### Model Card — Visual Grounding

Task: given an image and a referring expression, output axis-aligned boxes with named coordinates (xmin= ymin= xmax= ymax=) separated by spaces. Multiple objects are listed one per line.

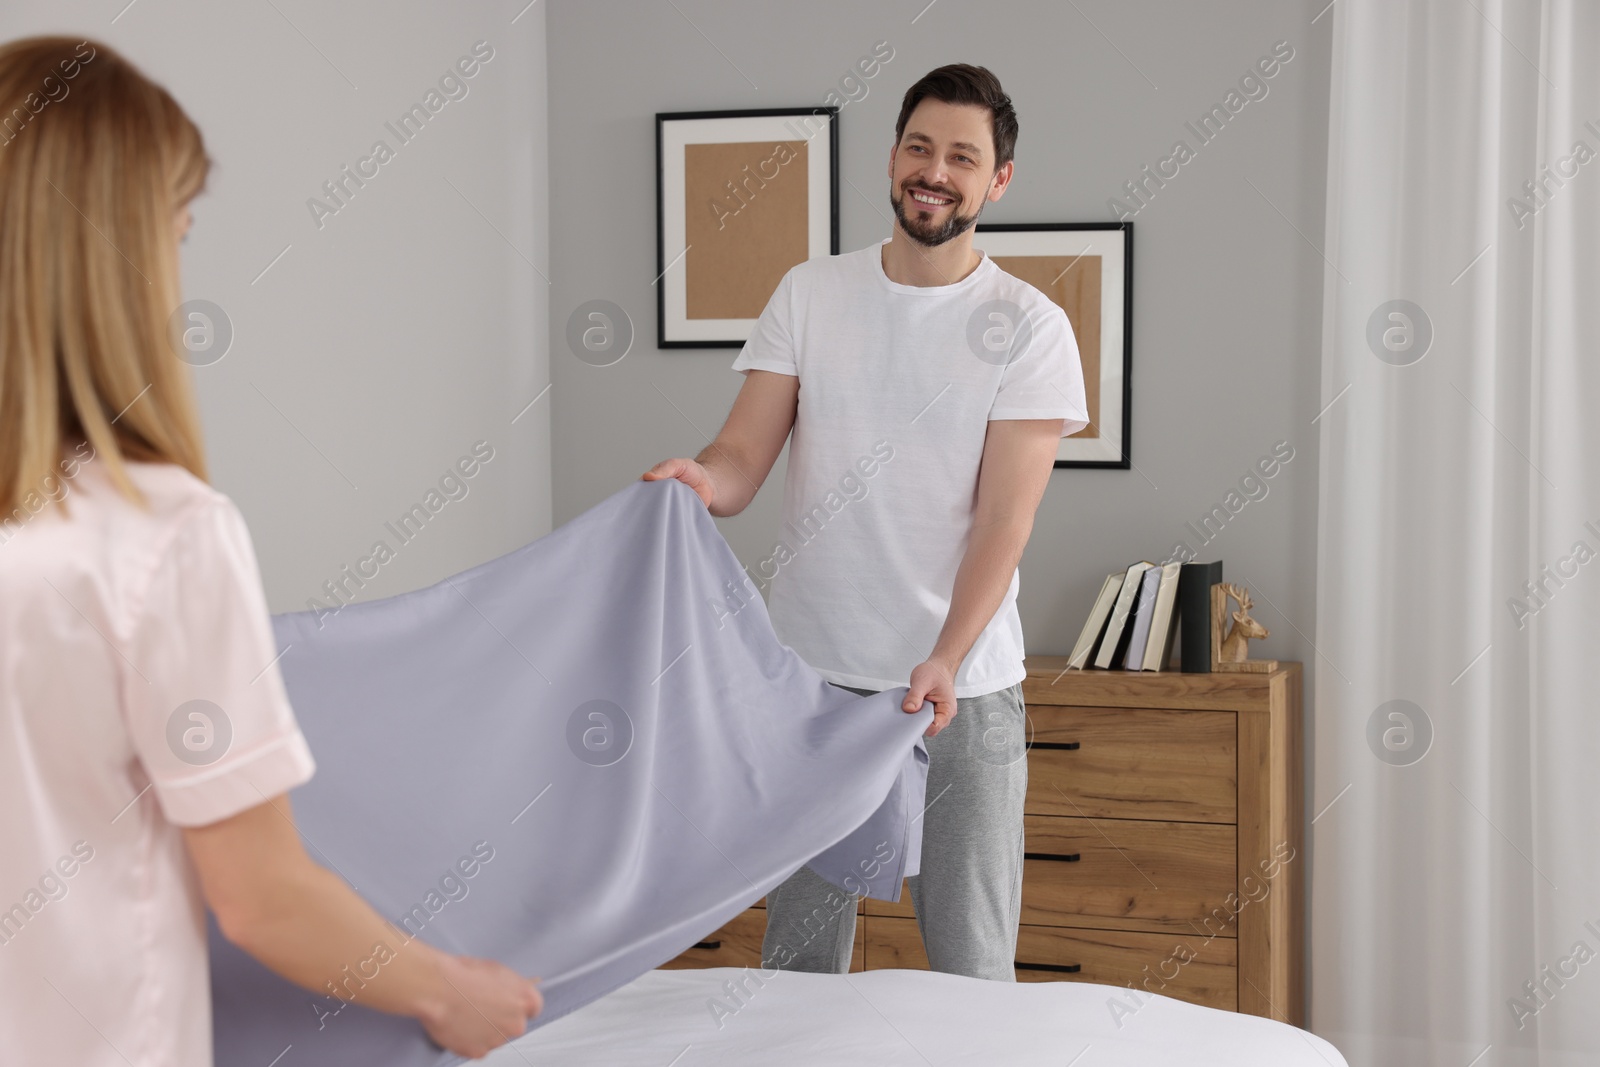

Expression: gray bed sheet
xmin=209 ymin=477 xmax=932 ymax=1066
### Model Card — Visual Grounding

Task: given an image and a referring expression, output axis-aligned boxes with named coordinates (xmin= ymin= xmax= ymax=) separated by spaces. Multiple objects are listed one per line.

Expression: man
xmin=642 ymin=63 xmax=1088 ymax=981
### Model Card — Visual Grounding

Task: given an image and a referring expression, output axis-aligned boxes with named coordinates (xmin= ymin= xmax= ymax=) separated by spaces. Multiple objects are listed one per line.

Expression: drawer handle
xmin=1017 ymin=962 xmax=1081 ymax=974
xmin=1024 ymin=852 xmax=1081 ymax=863
xmin=693 ymin=940 xmax=722 ymax=950
xmin=1033 ymin=741 xmax=1081 ymax=751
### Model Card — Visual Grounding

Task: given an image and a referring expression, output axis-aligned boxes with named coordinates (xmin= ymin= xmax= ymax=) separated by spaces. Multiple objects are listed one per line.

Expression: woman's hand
xmin=418 ymin=953 xmax=544 ymax=1059
xmin=186 ymin=796 xmax=543 ymax=1059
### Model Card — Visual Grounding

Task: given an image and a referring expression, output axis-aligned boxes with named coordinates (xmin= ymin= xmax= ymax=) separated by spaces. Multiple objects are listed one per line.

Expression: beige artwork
xmin=684 ymin=140 xmax=810 ymax=320
xmin=989 ymin=253 xmax=1102 ymax=440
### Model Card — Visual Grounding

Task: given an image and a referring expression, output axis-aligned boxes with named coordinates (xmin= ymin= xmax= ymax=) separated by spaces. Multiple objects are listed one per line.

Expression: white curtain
xmin=1313 ymin=1 xmax=1600 ymax=1064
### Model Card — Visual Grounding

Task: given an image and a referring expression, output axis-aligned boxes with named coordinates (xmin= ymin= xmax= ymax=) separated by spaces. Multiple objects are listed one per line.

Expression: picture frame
xmin=655 ymin=107 xmax=840 ymax=348
xmin=975 ymin=221 xmax=1134 ymax=469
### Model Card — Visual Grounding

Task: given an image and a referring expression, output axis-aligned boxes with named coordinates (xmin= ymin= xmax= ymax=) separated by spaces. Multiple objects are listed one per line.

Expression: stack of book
xmin=1065 ymin=560 xmax=1222 ymax=672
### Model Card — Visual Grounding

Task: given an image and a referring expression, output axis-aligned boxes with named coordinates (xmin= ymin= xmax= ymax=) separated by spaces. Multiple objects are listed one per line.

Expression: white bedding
xmin=483 ymin=967 xmax=1348 ymax=1066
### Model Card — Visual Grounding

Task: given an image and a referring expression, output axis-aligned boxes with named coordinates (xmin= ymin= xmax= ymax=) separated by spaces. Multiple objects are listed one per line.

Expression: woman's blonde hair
xmin=0 ymin=35 xmax=212 ymax=515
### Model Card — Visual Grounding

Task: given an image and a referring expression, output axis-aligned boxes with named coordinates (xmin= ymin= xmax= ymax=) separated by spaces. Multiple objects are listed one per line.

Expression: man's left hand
xmin=905 ymin=659 xmax=958 ymax=738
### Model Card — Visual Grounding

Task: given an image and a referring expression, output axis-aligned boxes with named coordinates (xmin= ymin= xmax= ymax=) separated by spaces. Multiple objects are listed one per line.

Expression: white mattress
xmin=483 ymin=967 xmax=1348 ymax=1066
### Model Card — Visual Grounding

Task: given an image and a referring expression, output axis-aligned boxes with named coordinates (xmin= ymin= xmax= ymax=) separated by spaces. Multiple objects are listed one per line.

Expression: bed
xmin=484 ymin=966 xmax=1348 ymax=1066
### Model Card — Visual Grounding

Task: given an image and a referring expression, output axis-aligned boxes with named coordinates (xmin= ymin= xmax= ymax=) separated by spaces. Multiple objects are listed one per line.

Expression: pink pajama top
xmin=0 ymin=452 xmax=315 ymax=1066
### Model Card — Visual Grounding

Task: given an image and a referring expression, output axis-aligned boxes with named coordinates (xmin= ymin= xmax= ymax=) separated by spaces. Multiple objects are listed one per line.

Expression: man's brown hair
xmin=893 ymin=63 xmax=1018 ymax=171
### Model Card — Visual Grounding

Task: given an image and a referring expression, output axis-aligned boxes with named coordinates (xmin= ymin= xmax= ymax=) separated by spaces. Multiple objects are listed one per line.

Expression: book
xmin=1179 ymin=560 xmax=1223 ymax=672
xmin=1122 ymin=566 xmax=1165 ymax=671
xmin=1140 ymin=562 xmax=1185 ymax=671
xmin=1067 ymin=572 xmax=1125 ymax=670
xmin=1094 ymin=561 xmax=1154 ymax=669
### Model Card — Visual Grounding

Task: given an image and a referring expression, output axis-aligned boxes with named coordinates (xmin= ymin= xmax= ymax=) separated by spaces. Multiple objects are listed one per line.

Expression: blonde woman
xmin=0 ymin=36 xmax=542 ymax=1064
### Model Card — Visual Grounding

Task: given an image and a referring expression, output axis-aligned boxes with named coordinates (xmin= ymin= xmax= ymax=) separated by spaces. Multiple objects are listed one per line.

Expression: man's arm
xmin=904 ymin=417 xmax=1064 ymax=734
xmin=642 ymin=369 xmax=798 ymax=516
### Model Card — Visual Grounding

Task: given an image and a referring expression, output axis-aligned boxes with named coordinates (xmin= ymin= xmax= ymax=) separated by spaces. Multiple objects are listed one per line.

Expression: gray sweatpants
xmin=760 ymin=680 xmax=1028 ymax=981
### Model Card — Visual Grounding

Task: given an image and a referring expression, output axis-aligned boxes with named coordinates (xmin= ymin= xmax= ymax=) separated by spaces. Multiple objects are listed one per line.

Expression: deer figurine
xmin=1215 ymin=582 xmax=1274 ymax=670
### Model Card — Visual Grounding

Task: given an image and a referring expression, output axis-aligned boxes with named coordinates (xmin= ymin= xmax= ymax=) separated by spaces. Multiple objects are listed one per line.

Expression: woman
xmin=0 ymin=36 xmax=541 ymax=1064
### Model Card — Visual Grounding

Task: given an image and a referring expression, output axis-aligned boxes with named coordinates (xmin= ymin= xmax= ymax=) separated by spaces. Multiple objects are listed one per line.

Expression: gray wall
xmin=0 ymin=0 xmax=554 ymax=615
xmin=547 ymin=0 xmax=1330 ymax=687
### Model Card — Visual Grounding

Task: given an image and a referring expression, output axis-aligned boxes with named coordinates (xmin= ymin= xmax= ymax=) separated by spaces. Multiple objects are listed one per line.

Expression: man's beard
xmin=890 ymin=182 xmax=983 ymax=248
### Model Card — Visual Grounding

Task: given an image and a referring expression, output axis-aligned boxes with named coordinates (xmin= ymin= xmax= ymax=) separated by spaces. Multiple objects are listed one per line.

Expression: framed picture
xmin=656 ymin=108 xmax=839 ymax=348
xmin=975 ymin=221 xmax=1133 ymax=469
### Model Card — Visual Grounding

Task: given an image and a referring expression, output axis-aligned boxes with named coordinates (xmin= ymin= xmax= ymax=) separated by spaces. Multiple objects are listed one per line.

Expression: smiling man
xmin=642 ymin=64 xmax=1089 ymax=980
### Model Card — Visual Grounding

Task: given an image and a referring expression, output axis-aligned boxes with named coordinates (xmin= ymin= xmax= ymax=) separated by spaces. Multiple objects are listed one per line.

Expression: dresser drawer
xmin=663 ymin=907 xmax=864 ymax=971
xmin=862 ymin=880 xmax=915 ymax=918
xmin=1021 ymin=815 xmax=1238 ymax=934
xmin=1014 ymin=925 xmax=1237 ymax=1011
xmin=863 ymin=818 xmax=1238 ymax=933
xmin=660 ymin=907 xmax=768 ymax=970
xmin=751 ymin=896 xmax=865 ymax=914
xmin=861 ymin=914 xmax=932 ymax=970
xmin=1025 ymin=706 xmax=1236 ymax=822
xmin=862 ymin=916 xmax=1236 ymax=1010
xmin=862 ymin=816 xmax=1237 ymax=933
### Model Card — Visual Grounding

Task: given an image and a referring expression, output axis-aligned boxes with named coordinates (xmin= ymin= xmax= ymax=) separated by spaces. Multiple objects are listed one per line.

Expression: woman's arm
xmin=183 ymin=792 xmax=542 ymax=1060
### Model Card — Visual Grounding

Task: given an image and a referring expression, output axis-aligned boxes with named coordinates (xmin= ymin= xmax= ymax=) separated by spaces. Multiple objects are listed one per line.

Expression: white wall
xmin=0 ymin=0 xmax=553 ymax=614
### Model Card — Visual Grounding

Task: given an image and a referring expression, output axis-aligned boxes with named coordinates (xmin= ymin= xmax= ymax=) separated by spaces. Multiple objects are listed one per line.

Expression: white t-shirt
xmin=730 ymin=237 xmax=1090 ymax=697
xmin=0 ymin=452 xmax=315 ymax=1067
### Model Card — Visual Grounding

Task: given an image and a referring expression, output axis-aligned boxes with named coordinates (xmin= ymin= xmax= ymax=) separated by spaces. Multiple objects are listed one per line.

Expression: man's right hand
xmin=641 ymin=458 xmax=715 ymax=509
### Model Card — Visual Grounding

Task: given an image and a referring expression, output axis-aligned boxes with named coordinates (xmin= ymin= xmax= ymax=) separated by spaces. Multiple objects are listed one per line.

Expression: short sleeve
xmin=987 ymin=302 xmax=1091 ymax=437
xmin=730 ymin=269 xmax=798 ymax=377
xmin=125 ymin=495 xmax=315 ymax=827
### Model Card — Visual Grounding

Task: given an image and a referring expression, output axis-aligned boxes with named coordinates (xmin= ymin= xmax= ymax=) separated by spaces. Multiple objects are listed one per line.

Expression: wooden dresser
xmin=664 ymin=655 xmax=1304 ymax=1027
